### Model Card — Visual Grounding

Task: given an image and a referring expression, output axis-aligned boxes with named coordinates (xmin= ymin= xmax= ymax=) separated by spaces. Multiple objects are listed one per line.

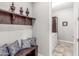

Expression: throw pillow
xmin=0 ymin=44 xmax=9 ymax=56
xmin=8 ymin=40 xmax=20 ymax=56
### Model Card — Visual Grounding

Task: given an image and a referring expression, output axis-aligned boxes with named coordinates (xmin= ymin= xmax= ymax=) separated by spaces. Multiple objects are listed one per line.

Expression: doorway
xmin=52 ymin=2 xmax=74 ymax=56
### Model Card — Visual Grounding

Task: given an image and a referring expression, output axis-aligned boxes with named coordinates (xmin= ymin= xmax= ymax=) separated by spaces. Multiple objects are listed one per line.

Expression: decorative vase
xmin=20 ymin=7 xmax=23 ymax=15
xmin=10 ymin=2 xmax=15 ymax=12
xmin=26 ymin=8 xmax=29 ymax=16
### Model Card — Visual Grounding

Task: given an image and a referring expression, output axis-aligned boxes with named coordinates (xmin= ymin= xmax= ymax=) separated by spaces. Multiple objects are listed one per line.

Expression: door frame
xmin=73 ymin=2 xmax=79 ymax=56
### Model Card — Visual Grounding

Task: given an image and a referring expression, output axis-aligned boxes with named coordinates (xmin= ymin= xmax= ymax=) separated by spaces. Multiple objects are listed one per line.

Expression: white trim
xmin=59 ymin=39 xmax=74 ymax=44
xmin=38 ymin=53 xmax=44 ymax=56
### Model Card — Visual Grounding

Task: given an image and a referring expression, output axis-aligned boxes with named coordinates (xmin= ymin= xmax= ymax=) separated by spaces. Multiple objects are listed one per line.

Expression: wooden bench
xmin=15 ymin=46 xmax=38 ymax=56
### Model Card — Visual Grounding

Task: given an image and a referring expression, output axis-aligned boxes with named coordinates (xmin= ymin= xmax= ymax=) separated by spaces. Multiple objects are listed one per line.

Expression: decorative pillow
xmin=21 ymin=39 xmax=31 ymax=49
xmin=8 ymin=40 xmax=20 ymax=56
xmin=0 ymin=44 xmax=9 ymax=56
xmin=27 ymin=38 xmax=36 ymax=46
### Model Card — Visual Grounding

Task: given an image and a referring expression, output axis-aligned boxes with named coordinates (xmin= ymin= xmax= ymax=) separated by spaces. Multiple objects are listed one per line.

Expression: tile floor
xmin=52 ymin=41 xmax=73 ymax=56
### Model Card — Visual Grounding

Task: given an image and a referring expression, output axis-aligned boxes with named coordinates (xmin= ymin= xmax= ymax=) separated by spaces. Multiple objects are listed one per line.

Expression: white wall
xmin=32 ymin=2 xmax=51 ymax=56
xmin=0 ymin=25 xmax=32 ymax=46
xmin=0 ymin=2 xmax=33 ymax=46
xmin=0 ymin=2 xmax=32 ymax=17
xmin=52 ymin=7 xmax=74 ymax=42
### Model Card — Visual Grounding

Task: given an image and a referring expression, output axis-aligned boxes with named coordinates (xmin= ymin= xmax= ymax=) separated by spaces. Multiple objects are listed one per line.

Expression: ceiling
xmin=52 ymin=2 xmax=73 ymax=11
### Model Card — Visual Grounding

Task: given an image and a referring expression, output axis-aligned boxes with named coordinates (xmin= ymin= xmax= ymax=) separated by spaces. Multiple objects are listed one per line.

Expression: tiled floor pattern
xmin=53 ymin=41 xmax=73 ymax=56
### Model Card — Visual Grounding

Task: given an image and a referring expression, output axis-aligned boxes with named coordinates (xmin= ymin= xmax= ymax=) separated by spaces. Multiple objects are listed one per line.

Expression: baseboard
xmin=38 ymin=53 xmax=44 ymax=56
xmin=59 ymin=40 xmax=73 ymax=44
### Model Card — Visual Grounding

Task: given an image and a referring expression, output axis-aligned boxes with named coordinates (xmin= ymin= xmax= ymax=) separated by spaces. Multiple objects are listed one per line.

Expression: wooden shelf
xmin=0 ymin=9 xmax=36 ymax=25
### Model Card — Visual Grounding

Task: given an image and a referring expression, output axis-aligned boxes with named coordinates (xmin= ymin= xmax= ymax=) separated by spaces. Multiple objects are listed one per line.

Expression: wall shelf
xmin=0 ymin=9 xmax=36 ymax=25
